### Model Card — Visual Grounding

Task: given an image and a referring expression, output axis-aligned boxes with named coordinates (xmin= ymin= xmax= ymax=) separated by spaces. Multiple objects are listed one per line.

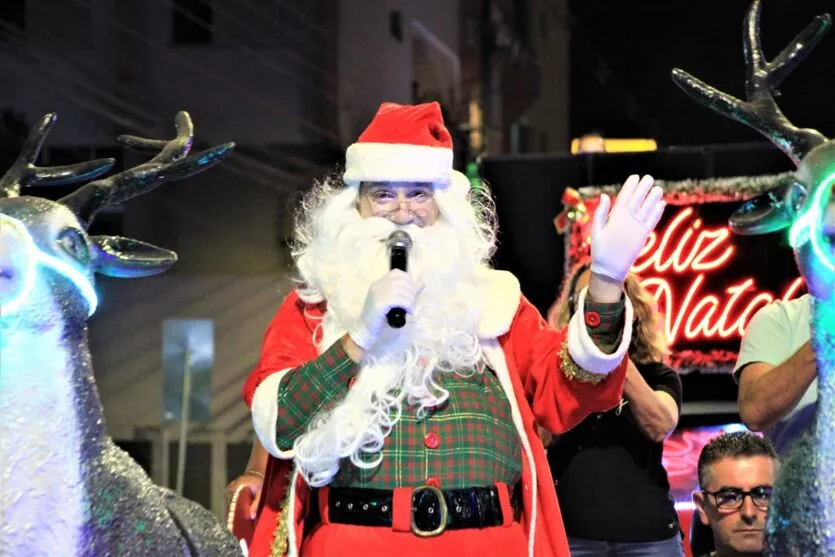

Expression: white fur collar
xmin=311 ymin=268 xmax=521 ymax=350
xmin=474 ymin=268 xmax=521 ymax=339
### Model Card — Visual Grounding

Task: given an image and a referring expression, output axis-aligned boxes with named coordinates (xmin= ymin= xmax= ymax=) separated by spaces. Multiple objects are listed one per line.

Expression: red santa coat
xmin=242 ymin=271 xmax=631 ymax=557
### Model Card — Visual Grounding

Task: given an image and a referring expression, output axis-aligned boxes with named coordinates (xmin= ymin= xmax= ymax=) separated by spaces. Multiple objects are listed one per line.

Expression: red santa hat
xmin=343 ymin=102 xmax=469 ymax=195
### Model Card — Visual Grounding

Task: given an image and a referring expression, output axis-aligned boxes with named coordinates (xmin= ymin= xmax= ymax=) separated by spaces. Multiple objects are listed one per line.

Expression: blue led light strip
xmin=789 ymin=174 xmax=835 ymax=273
xmin=1 ymin=217 xmax=98 ymax=317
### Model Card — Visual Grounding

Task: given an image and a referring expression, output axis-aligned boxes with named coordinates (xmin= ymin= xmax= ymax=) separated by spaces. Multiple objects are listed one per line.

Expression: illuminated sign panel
xmin=571 ymin=201 xmax=804 ymax=371
xmin=633 ymin=206 xmax=803 ymax=344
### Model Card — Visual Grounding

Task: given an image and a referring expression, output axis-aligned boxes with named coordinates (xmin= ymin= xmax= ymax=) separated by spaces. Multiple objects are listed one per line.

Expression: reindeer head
xmin=672 ymin=0 xmax=835 ymax=301
xmin=0 ymin=112 xmax=233 ymax=332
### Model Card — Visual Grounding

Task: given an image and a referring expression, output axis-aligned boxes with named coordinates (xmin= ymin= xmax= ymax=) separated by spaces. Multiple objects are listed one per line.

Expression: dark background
xmin=567 ymin=0 xmax=835 ymax=145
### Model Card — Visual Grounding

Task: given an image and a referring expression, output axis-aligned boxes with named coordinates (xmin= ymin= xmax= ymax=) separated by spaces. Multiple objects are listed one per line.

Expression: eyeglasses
xmin=703 ymin=485 xmax=773 ymax=511
xmin=361 ymin=187 xmax=436 ymax=222
xmin=363 ymin=188 xmax=434 ymax=206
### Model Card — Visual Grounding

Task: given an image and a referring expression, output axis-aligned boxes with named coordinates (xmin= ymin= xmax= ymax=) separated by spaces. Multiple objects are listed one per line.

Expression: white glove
xmin=590 ymin=174 xmax=665 ymax=282
xmin=348 ymin=269 xmax=421 ymax=350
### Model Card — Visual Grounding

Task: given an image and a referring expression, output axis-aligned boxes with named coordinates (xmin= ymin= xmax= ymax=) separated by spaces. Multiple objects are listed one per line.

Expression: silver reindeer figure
xmin=672 ymin=1 xmax=835 ymax=554
xmin=0 ymin=112 xmax=244 ymax=556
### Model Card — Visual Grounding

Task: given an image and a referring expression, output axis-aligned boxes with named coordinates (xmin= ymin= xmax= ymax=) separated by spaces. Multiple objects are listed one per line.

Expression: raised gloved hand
xmin=348 ymin=269 xmax=421 ymax=350
xmin=590 ymin=174 xmax=665 ymax=283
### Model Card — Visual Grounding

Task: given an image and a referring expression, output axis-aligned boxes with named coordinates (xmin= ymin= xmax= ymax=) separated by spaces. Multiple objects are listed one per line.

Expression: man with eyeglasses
xmin=691 ymin=432 xmax=778 ymax=557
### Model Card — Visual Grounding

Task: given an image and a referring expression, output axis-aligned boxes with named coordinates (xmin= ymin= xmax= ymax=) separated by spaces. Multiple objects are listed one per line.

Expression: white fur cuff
xmin=566 ymin=286 xmax=633 ymax=374
xmin=251 ymin=370 xmax=296 ymax=459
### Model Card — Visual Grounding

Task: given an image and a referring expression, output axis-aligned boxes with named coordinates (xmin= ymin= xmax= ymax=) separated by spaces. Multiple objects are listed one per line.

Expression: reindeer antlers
xmin=671 ymin=0 xmax=831 ymax=166
xmin=0 ymin=113 xmax=115 ymax=199
xmin=117 ymin=111 xmax=194 ymax=157
xmin=60 ymin=111 xmax=234 ymax=228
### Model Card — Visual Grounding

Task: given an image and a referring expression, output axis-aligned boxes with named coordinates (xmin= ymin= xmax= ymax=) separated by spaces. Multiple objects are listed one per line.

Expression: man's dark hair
xmin=698 ymin=431 xmax=777 ymax=488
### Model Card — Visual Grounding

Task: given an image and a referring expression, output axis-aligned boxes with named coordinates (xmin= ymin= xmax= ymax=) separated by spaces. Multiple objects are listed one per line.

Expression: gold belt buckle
xmin=410 ymin=485 xmax=449 ymax=538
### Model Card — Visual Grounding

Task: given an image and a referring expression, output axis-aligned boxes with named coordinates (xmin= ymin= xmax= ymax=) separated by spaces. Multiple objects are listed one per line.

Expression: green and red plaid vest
xmin=276 ymin=342 xmax=522 ymax=489
xmin=274 ymin=300 xmax=623 ymax=489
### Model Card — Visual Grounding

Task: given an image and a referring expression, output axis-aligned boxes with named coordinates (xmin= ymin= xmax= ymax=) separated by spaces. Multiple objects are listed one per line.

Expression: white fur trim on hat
xmin=566 ymin=286 xmax=633 ymax=374
xmin=344 ymin=142 xmax=453 ymax=186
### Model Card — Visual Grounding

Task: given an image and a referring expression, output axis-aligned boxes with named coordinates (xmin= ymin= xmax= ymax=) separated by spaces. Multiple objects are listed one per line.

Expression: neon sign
xmin=630 ymin=207 xmax=803 ymax=346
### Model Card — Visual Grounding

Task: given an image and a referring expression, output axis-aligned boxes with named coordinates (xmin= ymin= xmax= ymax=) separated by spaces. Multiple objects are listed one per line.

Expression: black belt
xmin=326 ymin=485 xmax=505 ymax=537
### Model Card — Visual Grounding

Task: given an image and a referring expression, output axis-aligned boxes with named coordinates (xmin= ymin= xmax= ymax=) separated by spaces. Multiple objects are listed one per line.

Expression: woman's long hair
xmin=547 ymin=260 xmax=668 ymax=364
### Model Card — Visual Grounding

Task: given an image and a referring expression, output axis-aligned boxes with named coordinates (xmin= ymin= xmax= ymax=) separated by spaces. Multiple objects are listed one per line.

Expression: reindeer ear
xmin=91 ymin=236 xmax=177 ymax=278
xmin=729 ymin=181 xmax=806 ymax=235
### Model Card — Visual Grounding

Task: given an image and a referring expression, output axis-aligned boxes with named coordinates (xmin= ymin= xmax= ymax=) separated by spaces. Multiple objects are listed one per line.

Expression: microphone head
xmin=386 ymin=229 xmax=412 ymax=250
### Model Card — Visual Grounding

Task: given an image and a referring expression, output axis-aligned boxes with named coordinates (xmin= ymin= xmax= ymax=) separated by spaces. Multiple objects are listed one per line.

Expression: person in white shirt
xmin=734 ymin=294 xmax=816 ymax=456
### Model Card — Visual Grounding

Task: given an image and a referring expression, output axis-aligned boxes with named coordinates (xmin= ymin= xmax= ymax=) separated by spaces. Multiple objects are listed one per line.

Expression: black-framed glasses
xmin=703 ymin=485 xmax=773 ymax=510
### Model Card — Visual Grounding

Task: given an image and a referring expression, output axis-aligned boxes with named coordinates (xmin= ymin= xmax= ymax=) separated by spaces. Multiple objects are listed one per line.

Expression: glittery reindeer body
xmin=673 ymin=1 xmax=835 ymax=553
xmin=0 ymin=113 xmax=243 ymax=556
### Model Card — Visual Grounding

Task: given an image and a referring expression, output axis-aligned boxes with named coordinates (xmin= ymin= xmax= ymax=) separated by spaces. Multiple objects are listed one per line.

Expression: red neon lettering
xmin=718 ymin=279 xmax=760 ymax=337
xmin=632 ymin=208 xmax=734 ymax=274
xmin=738 ymin=293 xmax=775 ymax=335
xmin=685 ymin=292 xmax=721 ymax=338
xmin=638 ymin=231 xmax=657 ymax=260
xmin=689 ymin=228 xmax=734 ymax=271
xmin=642 ymin=275 xmax=787 ymax=344
xmin=782 ymin=277 xmax=805 ymax=300
xmin=633 ymin=208 xmax=692 ymax=273
xmin=626 ymin=207 xmax=804 ymax=346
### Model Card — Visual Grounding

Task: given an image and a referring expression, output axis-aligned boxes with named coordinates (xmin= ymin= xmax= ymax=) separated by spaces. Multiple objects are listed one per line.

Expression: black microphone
xmin=386 ymin=230 xmax=413 ymax=328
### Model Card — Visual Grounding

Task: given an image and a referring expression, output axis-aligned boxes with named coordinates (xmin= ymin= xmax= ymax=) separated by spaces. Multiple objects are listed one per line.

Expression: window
xmin=172 ymin=0 xmax=212 ymax=45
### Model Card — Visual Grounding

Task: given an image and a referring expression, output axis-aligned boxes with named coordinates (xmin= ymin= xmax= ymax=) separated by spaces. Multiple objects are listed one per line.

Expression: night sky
xmin=569 ymin=0 xmax=835 ymax=147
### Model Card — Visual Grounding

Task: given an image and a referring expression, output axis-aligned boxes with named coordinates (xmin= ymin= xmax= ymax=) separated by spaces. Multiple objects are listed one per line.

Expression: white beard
xmin=290 ymin=187 xmax=492 ymax=486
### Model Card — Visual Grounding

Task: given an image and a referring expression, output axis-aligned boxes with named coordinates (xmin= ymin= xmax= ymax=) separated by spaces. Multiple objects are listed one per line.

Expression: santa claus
xmin=229 ymin=102 xmax=665 ymax=556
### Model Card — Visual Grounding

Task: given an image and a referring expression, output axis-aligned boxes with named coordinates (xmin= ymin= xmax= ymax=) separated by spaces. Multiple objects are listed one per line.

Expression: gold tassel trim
xmin=559 ymin=343 xmax=608 ymax=385
xmin=270 ymin=510 xmax=289 ymax=557
xmin=269 ymin=469 xmax=297 ymax=557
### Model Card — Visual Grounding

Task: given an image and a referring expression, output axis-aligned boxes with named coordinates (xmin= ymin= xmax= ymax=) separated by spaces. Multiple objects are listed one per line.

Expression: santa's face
xmin=357 ymin=181 xmax=439 ymax=227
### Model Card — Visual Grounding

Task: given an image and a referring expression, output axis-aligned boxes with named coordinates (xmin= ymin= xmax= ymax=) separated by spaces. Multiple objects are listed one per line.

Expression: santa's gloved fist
xmin=590 ymin=174 xmax=665 ymax=283
xmin=348 ymin=269 xmax=422 ymax=350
